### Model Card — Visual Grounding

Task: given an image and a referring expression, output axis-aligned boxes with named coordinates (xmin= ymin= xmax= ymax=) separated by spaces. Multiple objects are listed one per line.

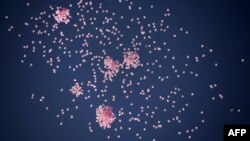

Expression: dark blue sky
xmin=0 ymin=0 xmax=250 ymax=141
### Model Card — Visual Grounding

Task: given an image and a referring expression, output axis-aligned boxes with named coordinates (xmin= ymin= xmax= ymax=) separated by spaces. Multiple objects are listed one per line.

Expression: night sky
xmin=0 ymin=0 xmax=250 ymax=141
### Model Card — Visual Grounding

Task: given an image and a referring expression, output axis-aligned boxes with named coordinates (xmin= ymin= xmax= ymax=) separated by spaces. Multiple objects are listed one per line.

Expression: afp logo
xmin=224 ymin=125 xmax=250 ymax=141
